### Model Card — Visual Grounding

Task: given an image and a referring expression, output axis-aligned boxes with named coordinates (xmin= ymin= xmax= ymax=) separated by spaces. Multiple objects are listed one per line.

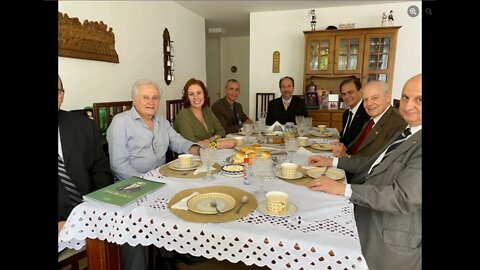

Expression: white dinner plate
xmin=306 ymin=167 xmax=345 ymax=181
xmin=310 ymin=143 xmax=333 ymax=151
xmin=187 ymin=192 xmax=236 ymax=214
xmin=256 ymin=200 xmax=297 ymax=217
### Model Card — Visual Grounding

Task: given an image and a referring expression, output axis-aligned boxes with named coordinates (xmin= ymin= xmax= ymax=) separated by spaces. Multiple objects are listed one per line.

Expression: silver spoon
xmin=235 ymin=195 xmax=249 ymax=214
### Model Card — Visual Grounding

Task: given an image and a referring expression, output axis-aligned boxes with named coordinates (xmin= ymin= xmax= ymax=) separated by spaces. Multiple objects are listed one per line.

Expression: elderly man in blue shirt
xmin=106 ymin=78 xmax=203 ymax=270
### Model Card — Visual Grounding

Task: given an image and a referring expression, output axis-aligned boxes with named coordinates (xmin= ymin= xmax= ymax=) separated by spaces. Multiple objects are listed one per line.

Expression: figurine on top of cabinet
xmin=388 ymin=10 xmax=394 ymax=26
xmin=381 ymin=12 xmax=387 ymax=26
xmin=309 ymin=9 xmax=317 ymax=31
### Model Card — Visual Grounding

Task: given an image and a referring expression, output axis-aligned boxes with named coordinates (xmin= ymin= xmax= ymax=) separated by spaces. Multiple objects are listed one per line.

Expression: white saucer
xmin=274 ymin=170 xmax=303 ymax=180
xmin=256 ymin=200 xmax=297 ymax=217
xmin=168 ymin=160 xmax=202 ymax=171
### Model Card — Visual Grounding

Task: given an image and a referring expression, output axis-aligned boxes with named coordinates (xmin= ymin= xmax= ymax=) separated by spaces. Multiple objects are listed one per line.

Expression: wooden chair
xmin=58 ymin=247 xmax=88 ymax=270
xmin=393 ymin=98 xmax=400 ymax=109
xmin=92 ymin=101 xmax=133 ymax=136
xmin=166 ymin=99 xmax=184 ymax=124
xmin=255 ymin=93 xmax=275 ymax=120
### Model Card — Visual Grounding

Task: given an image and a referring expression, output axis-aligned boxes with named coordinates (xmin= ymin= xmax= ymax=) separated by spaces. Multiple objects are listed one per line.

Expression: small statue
xmin=381 ymin=12 xmax=387 ymax=26
xmin=388 ymin=10 xmax=394 ymax=26
xmin=309 ymin=9 xmax=317 ymax=31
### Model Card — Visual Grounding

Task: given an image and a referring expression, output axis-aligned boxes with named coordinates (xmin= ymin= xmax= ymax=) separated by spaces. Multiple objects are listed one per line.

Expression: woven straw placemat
xmin=159 ymin=162 xmax=221 ymax=179
xmin=168 ymin=185 xmax=257 ymax=223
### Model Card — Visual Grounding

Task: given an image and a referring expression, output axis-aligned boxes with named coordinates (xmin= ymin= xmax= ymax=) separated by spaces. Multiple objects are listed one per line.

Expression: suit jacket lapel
xmin=368 ymin=131 xmax=421 ymax=178
xmin=357 ymin=107 xmax=393 ymax=152
xmin=58 ymin=110 xmax=75 ymax=165
xmin=221 ymin=98 xmax=235 ymax=120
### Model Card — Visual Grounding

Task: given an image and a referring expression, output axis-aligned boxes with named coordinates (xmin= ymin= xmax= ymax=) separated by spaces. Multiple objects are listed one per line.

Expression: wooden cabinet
xmin=303 ymin=26 xmax=400 ymax=129
xmin=303 ymin=26 xmax=400 ymax=90
xmin=308 ymin=109 xmax=344 ymax=132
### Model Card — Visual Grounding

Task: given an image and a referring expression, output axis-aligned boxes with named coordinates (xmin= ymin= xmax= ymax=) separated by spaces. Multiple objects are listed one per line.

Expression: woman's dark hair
xmin=181 ymin=78 xmax=209 ymax=108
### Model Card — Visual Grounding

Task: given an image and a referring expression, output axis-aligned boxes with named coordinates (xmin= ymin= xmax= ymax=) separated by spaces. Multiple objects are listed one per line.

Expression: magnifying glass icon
xmin=409 ymin=8 xmax=417 ymax=16
xmin=426 ymin=8 xmax=433 ymax=15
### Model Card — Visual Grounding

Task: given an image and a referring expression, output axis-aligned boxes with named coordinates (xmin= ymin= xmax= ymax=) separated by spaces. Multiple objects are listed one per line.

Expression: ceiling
xmin=175 ymin=0 xmax=403 ymax=37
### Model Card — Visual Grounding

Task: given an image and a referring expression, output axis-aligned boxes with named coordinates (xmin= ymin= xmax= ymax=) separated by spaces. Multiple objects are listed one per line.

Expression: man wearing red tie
xmin=307 ymin=74 xmax=422 ymax=270
xmin=332 ymin=80 xmax=405 ymax=158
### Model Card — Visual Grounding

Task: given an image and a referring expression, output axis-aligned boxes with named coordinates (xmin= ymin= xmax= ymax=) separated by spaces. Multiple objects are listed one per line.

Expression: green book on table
xmin=83 ymin=177 xmax=165 ymax=207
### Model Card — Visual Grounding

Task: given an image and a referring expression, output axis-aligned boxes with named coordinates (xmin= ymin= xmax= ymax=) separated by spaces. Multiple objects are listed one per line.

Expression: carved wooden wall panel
xmin=58 ymin=12 xmax=119 ymax=63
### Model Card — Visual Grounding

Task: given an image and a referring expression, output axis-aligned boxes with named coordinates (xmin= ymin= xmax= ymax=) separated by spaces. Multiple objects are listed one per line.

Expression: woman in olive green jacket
xmin=173 ymin=78 xmax=236 ymax=149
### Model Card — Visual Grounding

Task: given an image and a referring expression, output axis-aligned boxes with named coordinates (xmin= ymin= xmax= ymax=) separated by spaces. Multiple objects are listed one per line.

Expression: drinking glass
xmin=295 ymin=115 xmax=304 ymax=126
xmin=284 ymin=138 xmax=299 ymax=162
xmin=297 ymin=122 xmax=307 ymax=137
xmin=199 ymin=147 xmax=217 ymax=181
xmin=252 ymin=157 xmax=272 ymax=196
xmin=243 ymin=123 xmax=254 ymax=144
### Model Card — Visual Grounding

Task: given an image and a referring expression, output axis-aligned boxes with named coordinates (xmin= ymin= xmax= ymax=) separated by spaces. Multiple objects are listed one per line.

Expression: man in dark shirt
xmin=266 ymin=76 xmax=308 ymax=125
xmin=339 ymin=76 xmax=370 ymax=149
xmin=211 ymin=79 xmax=252 ymax=134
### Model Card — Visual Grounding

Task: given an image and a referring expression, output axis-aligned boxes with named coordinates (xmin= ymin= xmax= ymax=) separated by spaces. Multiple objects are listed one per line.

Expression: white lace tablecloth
xmin=59 ymin=149 xmax=368 ymax=270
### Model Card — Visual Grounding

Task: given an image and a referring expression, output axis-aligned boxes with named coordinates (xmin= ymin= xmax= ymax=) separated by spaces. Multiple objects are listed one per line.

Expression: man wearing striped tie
xmin=307 ymin=74 xmax=422 ymax=270
xmin=58 ymin=75 xmax=113 ymax=233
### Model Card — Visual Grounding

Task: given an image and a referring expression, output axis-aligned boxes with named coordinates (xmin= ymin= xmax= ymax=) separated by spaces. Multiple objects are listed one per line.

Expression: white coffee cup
xmin=281 ymin=163 xmax=298 ymax=178
xmin=178 ymin=154 xmax=193 ymax=168
xmin=233 ymin=136 xmax=244 ymax=146
xmin=297 ymin=136 xmax=308 ymax=146
xmin=318 ymin=125 xmax=327 ymax=133
xmin=266 ymin=191 xmax=288 ymax=214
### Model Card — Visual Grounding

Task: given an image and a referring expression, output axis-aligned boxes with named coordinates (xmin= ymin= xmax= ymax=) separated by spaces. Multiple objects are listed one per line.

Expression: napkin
xmin=193 ymin=165 xmax=216 ymax=175
xmin=266 ymin=121 xmax=284 ymax=132
xmin=171 ymin=192 xmax=200 ymax=211
xmin=296 ymin=147 xmax=313 ymax=154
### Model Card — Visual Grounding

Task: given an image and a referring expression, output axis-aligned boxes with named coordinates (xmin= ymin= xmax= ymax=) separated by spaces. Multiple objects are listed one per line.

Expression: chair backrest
xmin=393 ymin=98 xmax=400 ymax=109
xmin=166 ymin=99 xmax=183 ymax=124
xmin=92 ymin=101 xmax=133 ymax=136
xmin=255 ymin=93 xmax=275 ymax=120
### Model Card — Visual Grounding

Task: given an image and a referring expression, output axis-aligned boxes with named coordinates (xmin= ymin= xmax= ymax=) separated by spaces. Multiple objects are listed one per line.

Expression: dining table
xmin=58 ymin=148 xmax=368 ymax=270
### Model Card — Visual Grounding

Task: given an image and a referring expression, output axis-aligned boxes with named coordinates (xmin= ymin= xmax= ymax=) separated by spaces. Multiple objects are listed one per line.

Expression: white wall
xmin=220 ymin=37 xmax=250 ymax=115
xmin=59 ymin=1 xmax=206 ymax=117
xmin=249 ymin=1 xmax=422 ymax=120
xmin=206 ymin=38 xmax=221 ymax=105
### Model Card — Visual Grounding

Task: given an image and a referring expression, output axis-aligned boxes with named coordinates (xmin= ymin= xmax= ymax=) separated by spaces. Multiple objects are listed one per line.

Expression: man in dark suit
xmin=266 ymin=76 xmax=308 ymax=125
xmin=58 ymin=75 xmax=113 ymax=232
xmin=211 ymin=79 xmax=252 ymax=134
xmin=339 ymin=76 xmax=370 ymax=148
xmin=307 ymin=74 xmax=422 ymax=270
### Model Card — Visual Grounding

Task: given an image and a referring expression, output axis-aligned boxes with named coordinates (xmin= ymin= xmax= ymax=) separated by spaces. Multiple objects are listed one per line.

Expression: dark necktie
xmin=343 ymin=110 xmax=353 ymax=136
xmin=58 ymin=154 xmax=83 ymax=206
xmin=232 ymin=105 xmax=239 ymax=125
xmin=350 ymin=119 xmax=374 ymax=155
xmin=369 ymin=128 xmax=412 ymax=175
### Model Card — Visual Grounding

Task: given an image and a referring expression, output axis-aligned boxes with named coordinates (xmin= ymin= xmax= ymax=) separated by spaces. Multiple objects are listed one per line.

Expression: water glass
xmin=284 ymin=138 xmax=299 ymax=162
xmin=252 ymin=157 xmax=272 ymax=196
xmin=199 ymin=147 xmax=217 ymax=181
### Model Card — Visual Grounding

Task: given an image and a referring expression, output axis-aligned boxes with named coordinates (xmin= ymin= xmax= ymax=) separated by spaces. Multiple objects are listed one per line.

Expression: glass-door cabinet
xmin=334 ymin=35 xmax=364 ymax=75
xmin=305 ymin=36 xmax=334 ymax=74
xmin=362 ymin=32 xmax=398 ymax=86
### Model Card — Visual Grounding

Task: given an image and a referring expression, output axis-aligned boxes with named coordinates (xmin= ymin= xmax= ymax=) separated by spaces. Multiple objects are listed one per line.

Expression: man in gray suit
xmin=307 ymin=74 xmax=422 ymax=270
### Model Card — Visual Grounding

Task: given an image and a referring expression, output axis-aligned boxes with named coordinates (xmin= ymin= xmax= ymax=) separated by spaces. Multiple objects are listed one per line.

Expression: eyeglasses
xmin=58 ymin=88 xmax=65 ymax=95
